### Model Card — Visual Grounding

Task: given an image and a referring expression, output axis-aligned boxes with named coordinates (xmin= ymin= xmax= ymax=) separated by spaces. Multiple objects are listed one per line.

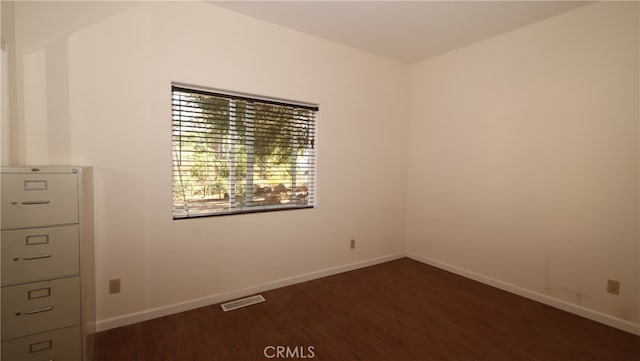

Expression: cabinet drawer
xmin=1 ymin=173 xmax=79 ymax=229
xmin=1 ymin=325 xmax=81 ymax=361
xmin=1 ymin=277 xmax=81 ymax=340
xmin=2 ymin=225 xmax=79 ymax=286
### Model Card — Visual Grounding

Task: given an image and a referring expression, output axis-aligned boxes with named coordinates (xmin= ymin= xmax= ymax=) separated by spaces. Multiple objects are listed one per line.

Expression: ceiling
xmin=211 ymin=1 xmax=590 ymax=63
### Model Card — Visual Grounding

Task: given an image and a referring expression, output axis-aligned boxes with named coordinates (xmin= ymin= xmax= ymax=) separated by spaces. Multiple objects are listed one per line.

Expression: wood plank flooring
xmin=94 ymin=258 xmax=640 ymax=360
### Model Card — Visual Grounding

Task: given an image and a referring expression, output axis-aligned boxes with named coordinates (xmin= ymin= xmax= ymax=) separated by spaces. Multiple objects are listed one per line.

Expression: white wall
xmin=1 ymin=0 xmax=15 ymax=166
xmin=637 ymin=1 xmax=640 ymax=330
xmin=11 ymin=1 xmax=409 ymax=327
xmin=7 ymin=0 xmax=639 ymax=333
xmin=407 ymin=1 xmax=639 ymax=326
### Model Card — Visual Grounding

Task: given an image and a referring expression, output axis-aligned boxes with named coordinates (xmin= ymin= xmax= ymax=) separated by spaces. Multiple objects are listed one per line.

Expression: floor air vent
xmin=221 ymin=294 xmax=266 ymax=312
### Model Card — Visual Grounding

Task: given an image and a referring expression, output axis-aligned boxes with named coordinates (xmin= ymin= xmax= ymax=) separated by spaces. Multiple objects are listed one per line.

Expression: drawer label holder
xmin=26 ymin=234 xmax=50 ymax=245
xmin=24 ymin=180 xmax=48 ymax=191
xmin=28 ymin=287 xmax=52 ymax=300
xmin=29 ymin=339 xmax=53 ymax=353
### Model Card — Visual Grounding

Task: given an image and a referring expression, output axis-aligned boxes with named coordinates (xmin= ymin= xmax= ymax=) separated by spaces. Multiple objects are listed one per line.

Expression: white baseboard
xmin=407 ymin=253 xmax=640 ymax=336
xmin=96 ymin=252 xmax=640 ymax=336
xmin=95 ymin=252 xmax=405 ymax=332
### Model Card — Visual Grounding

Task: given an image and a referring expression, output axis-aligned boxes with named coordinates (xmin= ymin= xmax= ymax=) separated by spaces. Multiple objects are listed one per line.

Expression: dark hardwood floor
xmin=94 ymin=258 xmax=640 ymax=361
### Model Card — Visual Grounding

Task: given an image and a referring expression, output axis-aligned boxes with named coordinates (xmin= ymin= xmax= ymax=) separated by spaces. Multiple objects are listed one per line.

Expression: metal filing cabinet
xmin=1 ymin=167 xmax=94 ymax=361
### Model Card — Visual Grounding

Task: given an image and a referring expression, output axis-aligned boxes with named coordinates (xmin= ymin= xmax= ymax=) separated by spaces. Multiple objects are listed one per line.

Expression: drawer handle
xmin=25 ymin=306 xmax=54 ymax=315
xmin=22 ymin=200 xmax=51 ymax=205
xmin=23 ymin=254 xmax=52 ymax=261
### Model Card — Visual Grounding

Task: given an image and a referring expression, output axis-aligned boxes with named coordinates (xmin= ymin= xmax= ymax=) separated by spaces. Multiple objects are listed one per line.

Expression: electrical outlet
xmin=607 ymin=279 xmax=620 ymax=295
xmin=109 ymin=279 xmax=121 ymax=294
xmin=350 ymin=239 xmax=356 ymax=250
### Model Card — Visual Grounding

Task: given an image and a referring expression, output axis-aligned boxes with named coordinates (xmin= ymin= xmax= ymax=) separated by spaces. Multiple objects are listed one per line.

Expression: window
xmin=172 ymin=85 xmax=317 ymax=218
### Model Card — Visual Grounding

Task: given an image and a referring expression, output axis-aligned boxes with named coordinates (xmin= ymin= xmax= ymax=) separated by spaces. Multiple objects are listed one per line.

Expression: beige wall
xmin=407 ymin=1 xmax=639 ymax=324
xmin=10 ymin=1 xmax=409 ymax=325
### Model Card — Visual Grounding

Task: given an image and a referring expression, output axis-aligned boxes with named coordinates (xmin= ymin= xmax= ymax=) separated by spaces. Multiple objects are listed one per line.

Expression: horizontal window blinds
xmin=172 ymin=85 xmax=317 ymax=218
